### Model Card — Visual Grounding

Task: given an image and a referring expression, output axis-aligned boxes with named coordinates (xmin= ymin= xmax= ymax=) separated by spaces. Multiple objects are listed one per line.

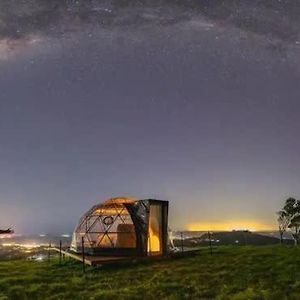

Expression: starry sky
xmin=1 ymin=0 xmax=300 ymax=234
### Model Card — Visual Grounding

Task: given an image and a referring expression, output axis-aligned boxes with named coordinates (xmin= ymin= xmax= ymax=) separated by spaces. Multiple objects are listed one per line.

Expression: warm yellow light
xmin=22 ymin=243 xmax=40 ymax=249
xmin=188 ymin=220 xmax=275 ymax=232
xmin=95 ymin=208 xmax=131 ymax=215
xmin=148 ymin=226 xmax=160 ymax=253
xmin=1 ymin=243 xmax=13 ymax=247
xmin=104 ymin=197 xmax=136 ymax=205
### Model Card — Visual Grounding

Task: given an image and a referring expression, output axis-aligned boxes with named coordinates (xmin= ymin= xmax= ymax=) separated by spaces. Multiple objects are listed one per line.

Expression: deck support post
xmin=180 ymin=232 xmax=184 ymax=252
xmin=59 ymin=240 xmax=62 ymax=264
xmin=48 ymin=242 xmax=51 ymax=262
xmin=208 ymin=231 xmax=212 ymax=255
xmin=82 ymin=237 xmax=86 ymax=273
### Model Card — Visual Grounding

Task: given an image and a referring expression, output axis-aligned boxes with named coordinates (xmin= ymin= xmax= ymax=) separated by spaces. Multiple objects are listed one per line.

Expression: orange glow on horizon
xmin=188 ymin=220 xmax=276 ymax=232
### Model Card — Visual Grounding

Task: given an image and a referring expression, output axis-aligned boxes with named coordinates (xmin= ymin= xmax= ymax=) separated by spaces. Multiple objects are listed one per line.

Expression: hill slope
xmin=174 ymin=231 xmax=293 ymax=247
xmin=1 ymin=246 xmax=300 ymax=299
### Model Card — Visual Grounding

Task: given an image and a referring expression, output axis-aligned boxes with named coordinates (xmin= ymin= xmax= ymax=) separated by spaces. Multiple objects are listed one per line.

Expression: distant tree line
xmin=277 ymin=198 xmax=300 ymax=245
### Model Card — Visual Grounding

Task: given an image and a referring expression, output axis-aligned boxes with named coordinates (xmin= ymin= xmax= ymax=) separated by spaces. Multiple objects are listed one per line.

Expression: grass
xmin=1 ymin=246 xmax=300 ymax=299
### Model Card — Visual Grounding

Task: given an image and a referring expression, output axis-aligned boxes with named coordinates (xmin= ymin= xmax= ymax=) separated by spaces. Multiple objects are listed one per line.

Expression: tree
xmin=289 ymin=215 xmax=300 ymax=246
xmin=277 ymin=198 xmax=300 ymax=246
xmin=277 ymin=211 xmax=289 ymax=244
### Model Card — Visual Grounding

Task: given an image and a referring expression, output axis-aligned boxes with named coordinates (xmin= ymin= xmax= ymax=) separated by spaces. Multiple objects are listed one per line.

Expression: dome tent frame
xmin=71 ymin=197 xmax=169 ymax=257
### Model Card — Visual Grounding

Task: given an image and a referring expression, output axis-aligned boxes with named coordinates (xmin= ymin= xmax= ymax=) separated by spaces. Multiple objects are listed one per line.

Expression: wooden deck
xmin=51 ymin=247 xmax=200 ymax=266
xmin=51 ymin=248 xmax=130 ymax=266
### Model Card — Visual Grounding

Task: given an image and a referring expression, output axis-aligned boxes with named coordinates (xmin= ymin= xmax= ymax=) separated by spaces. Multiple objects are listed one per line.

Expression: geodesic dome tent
xmin=71 ymin=197 xmax=169 ymax=256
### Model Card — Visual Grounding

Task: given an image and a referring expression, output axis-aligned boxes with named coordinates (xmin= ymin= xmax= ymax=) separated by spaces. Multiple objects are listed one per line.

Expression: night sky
xmin=1 ymin=1 xmax=300 ymax=234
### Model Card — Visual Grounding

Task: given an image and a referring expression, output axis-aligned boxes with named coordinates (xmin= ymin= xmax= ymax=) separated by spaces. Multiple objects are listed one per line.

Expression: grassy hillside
xmin=1 ymin=246 xmax=300 ymax=299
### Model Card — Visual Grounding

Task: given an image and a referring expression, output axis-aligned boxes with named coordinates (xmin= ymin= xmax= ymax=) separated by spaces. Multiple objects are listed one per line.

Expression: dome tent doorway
xmin=71 ymin=197 xmax=169 ymax=257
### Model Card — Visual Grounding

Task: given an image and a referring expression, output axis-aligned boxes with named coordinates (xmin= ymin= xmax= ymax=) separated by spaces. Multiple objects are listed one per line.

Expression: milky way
xmin=1 ymin=0 xmax=300 ymax=60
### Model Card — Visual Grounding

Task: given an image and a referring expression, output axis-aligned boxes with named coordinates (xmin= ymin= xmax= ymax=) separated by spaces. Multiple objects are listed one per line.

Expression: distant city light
xmin=0 ymin=234 xmax=13 ymax=239
xmin=1 ymin=242 xmax=46 ymax=249
xmin=61 ymin=234 xmax=71 ymax=238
